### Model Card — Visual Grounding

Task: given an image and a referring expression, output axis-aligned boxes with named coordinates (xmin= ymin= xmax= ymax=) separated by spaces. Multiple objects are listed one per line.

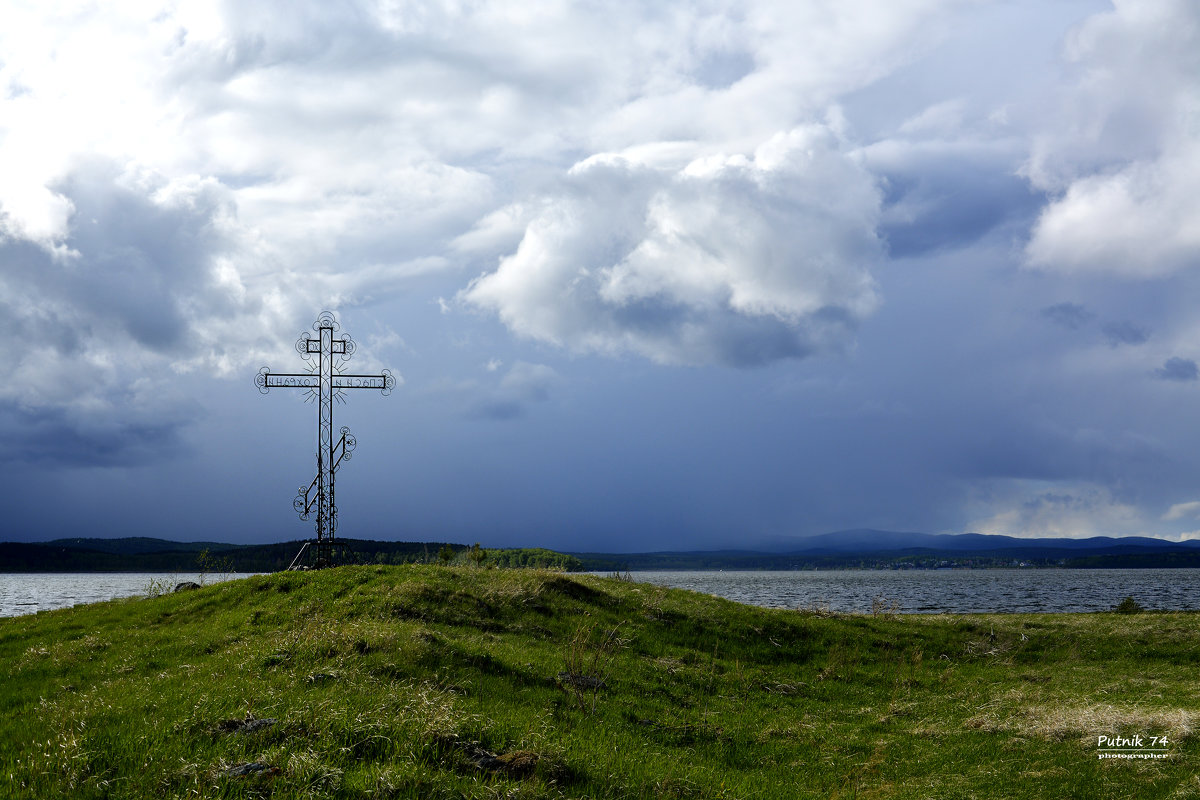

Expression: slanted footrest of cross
xmin=294 ymin=427 xmax=356 ymax=520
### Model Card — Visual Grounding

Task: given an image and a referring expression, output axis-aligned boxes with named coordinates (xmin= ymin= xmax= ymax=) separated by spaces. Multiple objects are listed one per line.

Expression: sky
xmin=3 ymin=0 xmax=1200 ymax=551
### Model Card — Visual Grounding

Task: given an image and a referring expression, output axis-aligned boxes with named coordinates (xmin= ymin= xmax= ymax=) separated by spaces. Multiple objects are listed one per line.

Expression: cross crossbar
xmin=262 ymin=373 xmax=394 ymax=391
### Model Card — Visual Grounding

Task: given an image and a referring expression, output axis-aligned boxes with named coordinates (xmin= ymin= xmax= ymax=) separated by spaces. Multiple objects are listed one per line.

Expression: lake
xmin=617 ymin=568 xmax=1200 ymax=613
xmin=3 ymin=568 xmax=1199 ymax=617
xmin=0 ymin=573 xmax=256 ymax=617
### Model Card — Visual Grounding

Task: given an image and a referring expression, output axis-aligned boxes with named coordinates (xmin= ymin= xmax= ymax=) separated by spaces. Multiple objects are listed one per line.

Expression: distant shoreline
xmin=7 ymin=533 xmax=1200 ymax=572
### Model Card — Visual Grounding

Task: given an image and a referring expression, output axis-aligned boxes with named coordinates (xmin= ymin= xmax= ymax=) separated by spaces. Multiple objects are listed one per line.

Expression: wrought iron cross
xmin=256 ymin=311 xmax=395 ymax=566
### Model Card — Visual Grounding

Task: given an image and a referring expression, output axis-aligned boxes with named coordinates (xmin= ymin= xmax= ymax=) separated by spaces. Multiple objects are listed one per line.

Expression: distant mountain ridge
xmin=573 ymin=529 xmax=1200 ymax=571
xmin=784 ymin=529 xmax=1200 ymax=554
xmin=45 ymin=537 xmax=231 ymax=555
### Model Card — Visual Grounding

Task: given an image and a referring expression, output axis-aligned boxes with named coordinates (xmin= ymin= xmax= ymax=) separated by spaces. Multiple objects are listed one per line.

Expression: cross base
xmin=287 ymin=538 xmax=356 ymax=571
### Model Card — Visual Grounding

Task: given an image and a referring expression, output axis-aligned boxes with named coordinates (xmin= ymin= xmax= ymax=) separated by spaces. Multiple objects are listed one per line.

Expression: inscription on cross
xmin=256 ymin=311 xmax=395 ymax=567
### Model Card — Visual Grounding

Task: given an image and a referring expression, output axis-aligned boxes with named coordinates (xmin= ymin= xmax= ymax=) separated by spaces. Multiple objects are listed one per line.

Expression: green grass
xmin=2 ymin=566 xmax=1199 ymax=798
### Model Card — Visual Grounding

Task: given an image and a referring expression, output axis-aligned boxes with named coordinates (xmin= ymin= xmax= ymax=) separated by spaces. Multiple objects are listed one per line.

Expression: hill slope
xmin=2 ymin=567 xmax=1199 ymax=798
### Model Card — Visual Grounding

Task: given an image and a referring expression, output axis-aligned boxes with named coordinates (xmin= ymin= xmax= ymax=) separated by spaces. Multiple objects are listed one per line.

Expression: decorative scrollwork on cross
xmin=255 ymin=366 xmax=271 ymax=395
xmin=339 ymin=426 xmax=357 ymax=459
xmin=314 ymin=310 xmax=339 ymax=331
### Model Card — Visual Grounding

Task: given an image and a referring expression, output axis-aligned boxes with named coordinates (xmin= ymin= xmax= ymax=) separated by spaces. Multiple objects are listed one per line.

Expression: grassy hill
xmin=2 ymin=566 xmax=1198 ymax=798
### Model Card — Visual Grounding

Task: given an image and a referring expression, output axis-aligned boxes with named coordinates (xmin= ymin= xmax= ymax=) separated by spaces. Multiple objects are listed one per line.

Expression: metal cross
xmin=256 ymin=311 xmax=395 ymax=567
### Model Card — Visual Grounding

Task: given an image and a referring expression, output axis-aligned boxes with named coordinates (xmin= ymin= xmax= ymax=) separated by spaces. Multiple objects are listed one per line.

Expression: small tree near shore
xmin=1114 ymin=596 xmax=1145 ymax=614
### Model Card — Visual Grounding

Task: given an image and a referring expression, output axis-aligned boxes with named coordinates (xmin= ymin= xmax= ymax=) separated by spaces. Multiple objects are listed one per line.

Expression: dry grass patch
xmin=965 ymin=703 xmax=1199 ymax=745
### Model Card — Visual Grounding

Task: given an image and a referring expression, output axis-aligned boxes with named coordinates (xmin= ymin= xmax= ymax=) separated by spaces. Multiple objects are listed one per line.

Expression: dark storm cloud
xmin=50 ymin=163 xmax=234 ymax=351
xmin=1101 ymin=320 xmax=1149 ymax=347
xmin=0 ymin=404 xmax=191 ymax=468
xmin=603 ymin=297 xmax=831 ymax=368
xmin=1 ymin=160 xmax=236 ymax=356
xmin=947 ymin=416 xmax=1168 ymax=488
xmin=467 ymin=362 xmax=557 ymax=421
xmin=877 ymin=152 xmax=1043 ymax=258
xmin=469 ymin=400 xmax=525 ymax=421
xmin=1155 ymin=357 xmax=1199 ymax=382
xmin=1041 ymin=302 xmax=1094 ymax=330
xmin=0 ymin=160 xmax=238 ymax=465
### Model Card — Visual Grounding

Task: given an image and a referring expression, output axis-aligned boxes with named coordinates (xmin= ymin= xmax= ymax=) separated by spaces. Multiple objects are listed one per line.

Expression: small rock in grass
xmin=495 ymin=750 xmax=539 ymax=778
xmin=462 ymin=743 xmax=539 ymax=778
xmin=216 ymin=716 xmax=278 ymax=734
xmin=306 ymin=672 xmax=337 ymax=684
xmin=556 ymin=671 xmax=605 ymax=690
xmin=226 ymin=761 xmax=280 ymax=777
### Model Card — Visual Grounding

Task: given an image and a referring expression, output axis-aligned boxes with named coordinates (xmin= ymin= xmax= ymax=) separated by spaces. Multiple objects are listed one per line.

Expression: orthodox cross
xmin=256 ymin=311 xmax=395 ymax=567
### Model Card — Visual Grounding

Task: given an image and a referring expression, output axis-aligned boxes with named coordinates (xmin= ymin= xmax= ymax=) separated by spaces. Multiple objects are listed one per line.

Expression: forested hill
xmin=0 ymin=538 xmax=582 ymax=573
xmin=571 ymin=529 xmax=1200 ymax=570
xmin=6 ymin=529 xmax=1200 ymax=573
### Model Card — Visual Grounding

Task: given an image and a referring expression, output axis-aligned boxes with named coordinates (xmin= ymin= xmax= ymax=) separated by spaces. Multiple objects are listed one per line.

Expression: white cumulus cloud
xmin=1162 ymin=500 xmax=1200 ymax=521
xmin=966 ymin=483 xmax=1147 ymax=539
xmin=461 ymin=126 xmax=883 ymax=366
xmin=1025 ymin=0 xmax=1200 ymax=276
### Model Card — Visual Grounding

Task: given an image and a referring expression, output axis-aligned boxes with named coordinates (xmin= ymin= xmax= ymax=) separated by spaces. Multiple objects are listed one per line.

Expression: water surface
xmin=0 ymin=573 xmax=254 ymax=617
xmin=5 ymin=568 xmax=1199 ymax=618
xmin=614 ymin=569 xmax=1200 ymax=614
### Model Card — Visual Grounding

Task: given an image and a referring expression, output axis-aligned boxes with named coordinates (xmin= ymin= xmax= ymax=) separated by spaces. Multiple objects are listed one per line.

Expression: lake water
xmin=0 ymin=573 xmax=255 ymax=617
xmin=616 ymin=569 xmax=1200 ymax=614
xmin=3 ymin=569 xmax=1200 ymax=617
